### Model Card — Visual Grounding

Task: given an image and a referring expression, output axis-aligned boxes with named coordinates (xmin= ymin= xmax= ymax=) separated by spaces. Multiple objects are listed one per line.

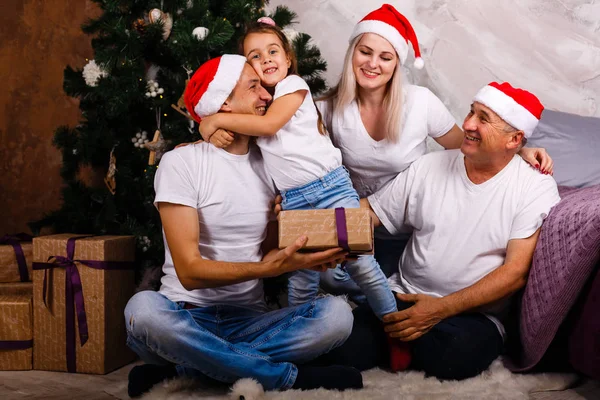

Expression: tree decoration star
xmin=145 ymin=130 xmax=169 ymax=165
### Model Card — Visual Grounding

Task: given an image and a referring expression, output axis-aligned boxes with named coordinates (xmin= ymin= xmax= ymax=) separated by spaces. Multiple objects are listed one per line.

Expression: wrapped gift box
xmin=278 ymin=208 xmax=373 ymax=254
xmin=0 ymin=282 xmax=33 ymax=296
xmin=32 ymin=234 xmax=137 ymax=374
xmin=0 ymin=235 xmax=33 ymax=283
xmin=0 ymin=293 xmax=33 ymax=370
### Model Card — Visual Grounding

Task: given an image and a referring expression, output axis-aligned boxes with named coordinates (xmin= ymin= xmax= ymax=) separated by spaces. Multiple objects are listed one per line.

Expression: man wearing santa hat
xmin=124 ymin=55 xmax=362 ymax=398
xmin=321 ymin=82 xmax=561 ymax=381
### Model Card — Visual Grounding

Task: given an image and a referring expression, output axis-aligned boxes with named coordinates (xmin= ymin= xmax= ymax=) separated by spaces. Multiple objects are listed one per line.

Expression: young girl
xmin=198 ymin=18 xmax=397 ymax=320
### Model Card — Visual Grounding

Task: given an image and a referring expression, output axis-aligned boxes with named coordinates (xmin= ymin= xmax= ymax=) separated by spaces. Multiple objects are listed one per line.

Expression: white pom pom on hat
xmin=350 ymin=4 xmax=424 ymax=69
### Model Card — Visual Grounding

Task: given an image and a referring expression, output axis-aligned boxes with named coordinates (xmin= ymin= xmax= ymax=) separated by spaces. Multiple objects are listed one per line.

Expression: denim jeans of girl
xmin=280 ymin=166 xmax=397 ymax=319
xmin=124 ymin=291 xmax=353 ymax=390
xmin=320 ymin=234 xmax=408 ymax=304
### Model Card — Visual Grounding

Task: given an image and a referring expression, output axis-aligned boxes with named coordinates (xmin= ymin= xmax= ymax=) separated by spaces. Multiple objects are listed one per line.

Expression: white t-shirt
xmin=317 ymin=85 xmax=456 ymax=198
xmin=368 ymin=149 xmax=560 ymax=333
xmin=257 ymin=75 xmax=342 ymax=191
xmin=154 ymin=142 xmax=276 ymax=311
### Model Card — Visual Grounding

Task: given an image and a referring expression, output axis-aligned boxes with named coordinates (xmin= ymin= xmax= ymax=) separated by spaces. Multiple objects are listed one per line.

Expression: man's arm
xmin=159 ymin=202 xmax=346 ymax=291
xmin=439 ymin=229 xmax=540 ymax=315
xmin=383 ymin=229 xmax=541 ymax=341
xmin=360 ymin=198 xmax=381 ymax=227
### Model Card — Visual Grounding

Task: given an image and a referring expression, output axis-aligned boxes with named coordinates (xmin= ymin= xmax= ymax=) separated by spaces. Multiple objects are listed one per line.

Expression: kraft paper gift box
xmin=278 ymin=208 xmax=374 ymax=254
xmin=0 ymin=282 xmax=33 ymax=296
xmin=0 ymin=293 xmax=33 ymax=370
xmin=0 ymin=234 xmax=33 ymax=283
xmin=32 ymin=234 xmax=137 ymax=374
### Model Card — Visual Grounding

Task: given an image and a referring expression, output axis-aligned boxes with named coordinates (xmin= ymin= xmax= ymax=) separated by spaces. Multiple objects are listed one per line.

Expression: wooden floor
xmin=1 ymin=362 xmax=599 ymax=399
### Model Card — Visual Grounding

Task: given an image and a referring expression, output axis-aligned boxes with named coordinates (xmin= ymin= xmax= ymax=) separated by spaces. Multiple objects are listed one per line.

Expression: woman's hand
xmin=518 ymin=147 xmax=554 ymax=175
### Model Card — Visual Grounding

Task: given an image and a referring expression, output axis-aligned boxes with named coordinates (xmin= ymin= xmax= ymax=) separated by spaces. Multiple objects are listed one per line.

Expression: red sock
xmin=387 ymin=336 xmax=411 ymax=372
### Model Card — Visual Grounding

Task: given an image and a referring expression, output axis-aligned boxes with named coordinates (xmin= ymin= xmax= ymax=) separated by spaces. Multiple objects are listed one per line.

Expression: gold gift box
xmin=32 ymin=234 xmax=137 ymax=374
xmin=0 ymin=293 xmax=33 ymax=370
xmin=278 ymin=208 xmax=373 ymax=254
xmin=0 ymin=241 xmax=32 ymax=283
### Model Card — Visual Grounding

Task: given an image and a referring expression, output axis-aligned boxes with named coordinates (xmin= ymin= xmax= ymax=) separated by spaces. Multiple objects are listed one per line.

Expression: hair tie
xmin=257 ymin=16 xmax=276 ymax=27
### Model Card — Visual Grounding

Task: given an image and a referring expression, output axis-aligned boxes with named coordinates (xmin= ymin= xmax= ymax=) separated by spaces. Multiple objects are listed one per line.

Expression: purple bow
xmin=0 ymin=233 xmax=33 ymax=282
xmin=32 ymin=236 xmax=134 ymax=372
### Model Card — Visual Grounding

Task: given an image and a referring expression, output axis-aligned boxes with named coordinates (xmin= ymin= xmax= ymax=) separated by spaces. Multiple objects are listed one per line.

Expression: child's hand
xmin=198 ymin=115 xmax=218 ymax=141
xmin=209 ymin=129 xmax=235 ymax=148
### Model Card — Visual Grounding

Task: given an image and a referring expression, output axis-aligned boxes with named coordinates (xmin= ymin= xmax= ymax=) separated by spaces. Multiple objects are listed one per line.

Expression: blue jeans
xmin=321 ymin=234 xmax=408 ymax=304
xmin=280 ymin=166 xmax=397 ymax=319
xmin=124 ymin=291 xmax=353 ymax=391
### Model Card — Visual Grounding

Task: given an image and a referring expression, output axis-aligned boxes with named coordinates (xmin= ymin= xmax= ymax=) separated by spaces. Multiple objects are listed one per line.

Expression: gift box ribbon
xmin=335 ymin=208 xmax=351 ymax=271
xmin=32 ymin=236 xmax=135 ymax=373
xmin=334 ymin=208 xmax=350 ymax=251
xmin=0 ymin=339 xmax=33 ymax=350
xmin=0 ymin=233 xmax=33 ymax=282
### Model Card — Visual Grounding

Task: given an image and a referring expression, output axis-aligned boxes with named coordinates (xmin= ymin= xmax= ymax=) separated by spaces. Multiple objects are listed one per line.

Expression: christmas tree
xmin=31 ymin=0 xmax=327 ymax=291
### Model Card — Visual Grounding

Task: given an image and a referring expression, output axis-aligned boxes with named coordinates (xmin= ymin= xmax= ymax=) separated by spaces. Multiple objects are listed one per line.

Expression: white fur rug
xmin=141 ymin=359 xmax=578 ymax=400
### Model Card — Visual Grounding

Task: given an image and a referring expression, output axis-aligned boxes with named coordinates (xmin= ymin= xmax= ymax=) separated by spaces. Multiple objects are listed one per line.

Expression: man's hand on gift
xmin=262 ymin=235 xmax=347 ymax=276
xmin=382 ymin=293 xmax=450 ymax=341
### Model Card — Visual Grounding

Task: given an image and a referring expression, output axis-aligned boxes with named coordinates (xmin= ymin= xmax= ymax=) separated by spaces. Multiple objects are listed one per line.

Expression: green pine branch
xmin=35 ymin=0 xmax=326 ymax=297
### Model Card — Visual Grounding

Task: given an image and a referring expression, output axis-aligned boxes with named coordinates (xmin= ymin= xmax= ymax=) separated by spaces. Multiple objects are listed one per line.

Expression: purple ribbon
xmin=0 ymin=233 xmax=33 ymax=282
xmin=334 ymin=208 xmax=350 ymax=251
xmin=32 ymin=236 xmax=134 ymax=372
xmin=0 ymin=339 xmax=33 ymax=350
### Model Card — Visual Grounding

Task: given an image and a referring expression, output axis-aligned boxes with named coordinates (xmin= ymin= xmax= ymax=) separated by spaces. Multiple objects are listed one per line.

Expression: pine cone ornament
xmin=133 ymin=18 xmax=146 ymax=34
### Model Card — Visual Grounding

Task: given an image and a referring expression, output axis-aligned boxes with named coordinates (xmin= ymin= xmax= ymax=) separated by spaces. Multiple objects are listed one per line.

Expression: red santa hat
xmin=184 ymin=54 xmax=247 ymax=122
xmin=473 ymin=82 xmax=544 ymax=138
xmin=349 ymin=4 xmax=424 ymax=69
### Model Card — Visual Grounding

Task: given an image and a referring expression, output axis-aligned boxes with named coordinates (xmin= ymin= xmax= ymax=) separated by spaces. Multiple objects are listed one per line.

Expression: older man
xmin=124 ymin=55 xmax=362 ymax=398
xmin=318 ymin=82 xmax=560 ymax=380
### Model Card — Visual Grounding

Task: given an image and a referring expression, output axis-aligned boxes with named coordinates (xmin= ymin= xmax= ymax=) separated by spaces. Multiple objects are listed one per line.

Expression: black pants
xmin=314 ymin=298 xmax=504 ymax=381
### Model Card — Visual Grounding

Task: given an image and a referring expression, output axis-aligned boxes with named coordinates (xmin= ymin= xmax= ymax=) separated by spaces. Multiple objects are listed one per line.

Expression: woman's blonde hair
xmin=319 ymin=34 xmax=404 ymax=142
